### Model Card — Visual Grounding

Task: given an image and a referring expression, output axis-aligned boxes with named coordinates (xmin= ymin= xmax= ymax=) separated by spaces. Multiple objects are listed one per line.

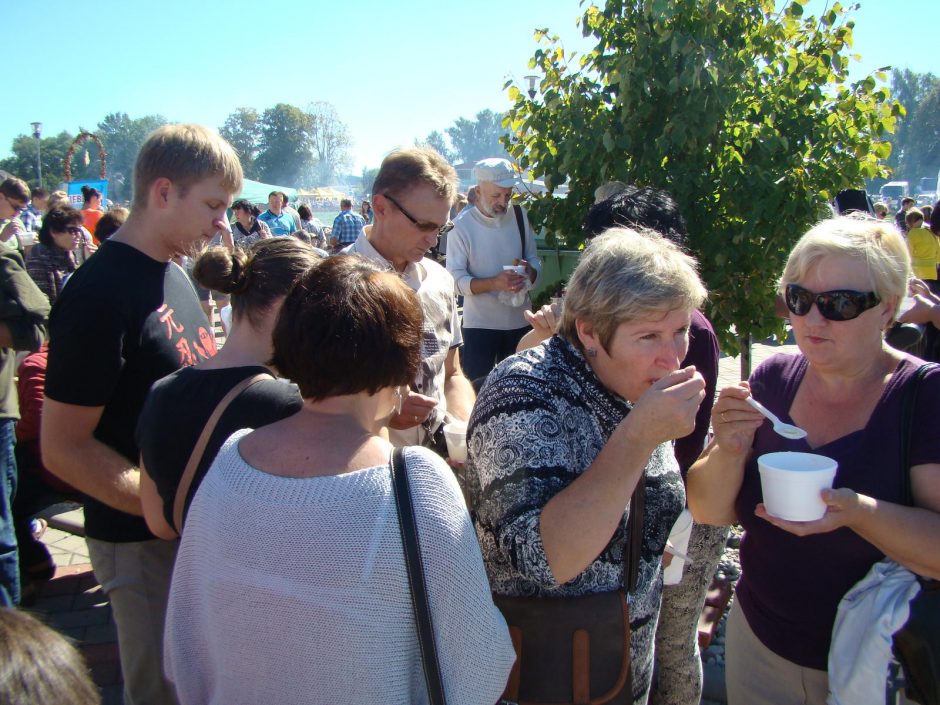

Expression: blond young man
xmin=41 ymin=124 xmax=242 ymax=705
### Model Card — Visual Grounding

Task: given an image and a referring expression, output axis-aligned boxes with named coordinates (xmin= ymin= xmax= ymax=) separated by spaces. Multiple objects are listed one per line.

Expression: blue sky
xmin=2 ymin=0 xmax=936 ymax=175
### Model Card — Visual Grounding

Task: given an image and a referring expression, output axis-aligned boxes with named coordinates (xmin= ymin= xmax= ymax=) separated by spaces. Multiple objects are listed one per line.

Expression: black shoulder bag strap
xmin=391 ymin=447 xmax=448 ymax=705
xmin=512 ymin=204 xmax=525 ymax=261
xmin=627 ymin=474 xmax=646 ymax=593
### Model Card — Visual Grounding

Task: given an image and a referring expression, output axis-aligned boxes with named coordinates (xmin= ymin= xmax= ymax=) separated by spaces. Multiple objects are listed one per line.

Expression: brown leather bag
xmin=494 ymin=476 xmax=645 ymax=705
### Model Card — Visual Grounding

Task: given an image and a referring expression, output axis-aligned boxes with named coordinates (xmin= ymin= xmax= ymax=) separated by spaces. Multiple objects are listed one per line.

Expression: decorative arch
xmin=64 ymin=132 xmax=107 ymax=181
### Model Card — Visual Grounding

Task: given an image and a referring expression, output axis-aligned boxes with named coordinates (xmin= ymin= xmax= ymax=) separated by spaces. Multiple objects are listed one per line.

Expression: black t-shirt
xmin=136 ymin=365 xmax=302 ymax=530
xmin=45 ymin=240 xmax=216 ymax=542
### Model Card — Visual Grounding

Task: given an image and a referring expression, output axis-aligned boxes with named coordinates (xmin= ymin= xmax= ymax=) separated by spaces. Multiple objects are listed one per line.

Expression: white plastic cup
xmin=758 ymin=451 xmax=838 ymax=521
xmin=442 ymin=421 xmax=468 ymax=463
xmin=663 ymin=508 xmax=693 ymax=585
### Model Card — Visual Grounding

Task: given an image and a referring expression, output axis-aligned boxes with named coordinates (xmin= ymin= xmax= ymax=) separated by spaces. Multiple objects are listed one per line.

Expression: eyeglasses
xmin=784 ymin=283 xmax=881 ymax=322
xmin=382 ymin=193 xmax=454 ymax=237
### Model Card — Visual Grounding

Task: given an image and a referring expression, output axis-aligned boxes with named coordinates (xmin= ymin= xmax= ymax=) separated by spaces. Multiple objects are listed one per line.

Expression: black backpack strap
xmin=512 ymin=203 xmax=525 ymax=260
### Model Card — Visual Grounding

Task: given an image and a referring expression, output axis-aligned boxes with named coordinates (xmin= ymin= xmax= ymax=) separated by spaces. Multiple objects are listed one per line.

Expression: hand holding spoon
xmin=746 ymin=396 xmax=807 ymax=440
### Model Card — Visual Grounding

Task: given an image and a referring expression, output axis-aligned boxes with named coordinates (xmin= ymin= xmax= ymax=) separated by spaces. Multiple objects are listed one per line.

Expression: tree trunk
xmin=739 ymin=333 xmax=752 ymax=380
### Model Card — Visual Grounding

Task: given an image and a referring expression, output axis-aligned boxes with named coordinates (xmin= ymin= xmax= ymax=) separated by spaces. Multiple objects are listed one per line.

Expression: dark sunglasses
xmin=784 ymin=283 xmax=881 ymax=322
xmin=382 ymin=193 xmax=454 ymax=237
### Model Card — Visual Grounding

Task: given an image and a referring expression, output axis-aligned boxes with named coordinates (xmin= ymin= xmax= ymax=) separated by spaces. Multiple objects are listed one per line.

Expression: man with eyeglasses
xmin=343 ymin=146 xmax=474 ymax=453
xmin=446 ymin=158 xmax=541 ymax=383
xmin=0 ymin=178 xmax=31 ymax=253
xmin=330 ymin=198 xmax=365 ymax=253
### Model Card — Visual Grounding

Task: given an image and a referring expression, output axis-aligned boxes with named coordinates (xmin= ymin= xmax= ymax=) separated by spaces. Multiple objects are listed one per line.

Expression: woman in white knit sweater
xmin=164 ymin=255 xmax=514 ymax=705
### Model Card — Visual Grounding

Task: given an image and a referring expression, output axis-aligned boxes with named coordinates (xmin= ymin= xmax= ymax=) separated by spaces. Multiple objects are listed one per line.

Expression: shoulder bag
xmin=492 ymin=475 xmax=645 ymax=705
xmin=390 ymin=446 xmax=449 ymax=705
xmin=172 ymin=372 xmax=270 ymax=533
xmin=892 ymin=363 xmax=940 ymax=705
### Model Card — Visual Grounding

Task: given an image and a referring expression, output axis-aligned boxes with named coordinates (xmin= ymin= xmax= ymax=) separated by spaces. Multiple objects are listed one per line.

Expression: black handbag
xmin=892 ymin=363 xmax=940 ymax=705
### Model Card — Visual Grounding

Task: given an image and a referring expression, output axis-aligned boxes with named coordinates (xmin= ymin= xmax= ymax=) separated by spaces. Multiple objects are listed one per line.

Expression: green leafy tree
xmin=885 ymin=70 xmax=936 ymax=179
xmin=306 ymin=101 xmax=351 ymax=186
xmin=0 ymin=130 xmax=78 ymax=192
xmin=219 ymin=108 xmax=262 ymax=180
xmin=97 ymin=113 xmax=167 ymax=202
xmin=446 ymin=109 xmax=511 ymax=164
xmin=897 ymin=74 xmax=940 ymax=184
xmin=255 ymin=103 xmax=314 ymax=186
xmin=361 ymin=166 xmax=379 ymax=196
xmin=417 ymin=131 xmax=456 ymax=163
xmin=503 ymin=0 xmax=899 ymax=373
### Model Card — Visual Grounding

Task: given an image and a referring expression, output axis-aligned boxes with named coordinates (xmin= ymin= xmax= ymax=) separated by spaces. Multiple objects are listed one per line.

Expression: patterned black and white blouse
xmin=465 ymin=335 xmax=685 ymax=705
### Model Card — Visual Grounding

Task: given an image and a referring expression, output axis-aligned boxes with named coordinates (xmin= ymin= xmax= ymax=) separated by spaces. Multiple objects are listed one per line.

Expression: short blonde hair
xmin=559 ymin=228 xmax=707 ymax=353
xmin=779 ymin=215 xmax=910 ymax=319
xmin=132 ymin=124 xmax=243 ymax=209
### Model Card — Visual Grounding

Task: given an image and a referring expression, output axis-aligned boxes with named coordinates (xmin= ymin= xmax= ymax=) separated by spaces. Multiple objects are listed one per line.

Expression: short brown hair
xmin=0 ymin=608 xmax=100 ymax=705
xmin=95 ymin=207 xmax=128 ymax=241
xmin=0 ymin=177 xmax=30 ymax=202
xmin=194 ymin=239 xmax=322 ymax=328
xmin=271 ymin=255 xmax=422 ymax=400
xmin=905 ymin=208 xmax=924 ymax=227
xmin=371 ymin=146 xmax=457 ymax=204
xmin=132 ymin=124 xmax=243 ymax=210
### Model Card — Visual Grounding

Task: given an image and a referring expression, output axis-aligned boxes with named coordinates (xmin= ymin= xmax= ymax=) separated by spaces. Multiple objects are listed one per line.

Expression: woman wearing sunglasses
xmin=25 ymin=207 xmax=85 ymax=304
xmin=688 ymin=215 xmax=940 ymax=705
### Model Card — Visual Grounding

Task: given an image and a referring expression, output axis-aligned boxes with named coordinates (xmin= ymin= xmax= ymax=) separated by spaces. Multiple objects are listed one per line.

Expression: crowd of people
xmin=0 ymin=125 xmax=937 ymax=705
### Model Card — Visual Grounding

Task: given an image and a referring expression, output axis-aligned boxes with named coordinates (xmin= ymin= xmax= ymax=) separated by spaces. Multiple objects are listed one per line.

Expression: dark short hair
xmin=30 ymin=187 xmax=49 ymax=201
xmin=38 ymin=207 xmax=83 ymax=248
xmin=297 ymin=203 xmax=312 ymax=220
xmin=232 ymin=199 xmax=252 ymax=213
xmin=80 ymin=185 xmax=101 ymax=205
xmin=279 ymin=192 xmax=289 ymax=206
xmin=0 ymin=177 xmax=30 ymax=203
xmin=268 ymin=191 xmax=280 ymax=200
xmin=582 ymin=185 xmax=688 ymax=246
xmin=0 ymin=607 xmax=99 ymax=705
xmin=194 ymin=238 xmax=322 ymax=328
xmin=340 ymin=198 xmax=352 ymax=209
xmin=271 ymin=255 xmax=423 ymax=400
xmin=95 ymin=207 xmax=128 ymax=241
xmin=901 ymin=197 xmax=915 ymax=207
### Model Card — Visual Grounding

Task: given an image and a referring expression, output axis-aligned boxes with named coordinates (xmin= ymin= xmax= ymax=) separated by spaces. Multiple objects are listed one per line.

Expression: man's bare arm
xmin=41 ymin=398 xmax=143 ymax=516
xmin=443 ymin=347 xmax=475 ymax=422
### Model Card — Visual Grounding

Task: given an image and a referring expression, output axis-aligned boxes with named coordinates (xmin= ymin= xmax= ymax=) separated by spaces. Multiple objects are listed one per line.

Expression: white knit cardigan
xmin=165 ymin=431 xmax=514 ymax=705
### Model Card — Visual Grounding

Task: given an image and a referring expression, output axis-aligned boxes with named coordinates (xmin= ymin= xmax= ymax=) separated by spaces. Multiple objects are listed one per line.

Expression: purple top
xmin=674 ymin=309 xmax=720 ymax=476
xmin=734 ymin=352 xmax=940 ymax=670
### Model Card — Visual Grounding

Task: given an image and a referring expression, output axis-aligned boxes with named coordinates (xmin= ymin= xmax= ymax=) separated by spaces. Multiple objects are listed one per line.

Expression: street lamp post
xmin=30 ymin=122 xmax=42 ymax=187
xmin=524 ymin=75 xmax=539 ymax=100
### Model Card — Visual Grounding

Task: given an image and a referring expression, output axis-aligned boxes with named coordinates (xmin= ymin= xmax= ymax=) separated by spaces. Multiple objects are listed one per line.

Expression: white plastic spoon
xmin=746 ymin=396 xmax=807 ymax=440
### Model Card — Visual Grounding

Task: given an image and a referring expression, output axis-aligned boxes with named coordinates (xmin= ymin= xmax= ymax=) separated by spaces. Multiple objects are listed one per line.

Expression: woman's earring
xmin=393 ymin=387 xmax=403 ymax=416
xmin=586 ymin=347 xmax=597 ymax=358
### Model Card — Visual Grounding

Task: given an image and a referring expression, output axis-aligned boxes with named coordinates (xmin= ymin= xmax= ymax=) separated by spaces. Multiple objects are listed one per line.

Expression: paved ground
xmin=23 ymin=337 xmax=798 ymax=705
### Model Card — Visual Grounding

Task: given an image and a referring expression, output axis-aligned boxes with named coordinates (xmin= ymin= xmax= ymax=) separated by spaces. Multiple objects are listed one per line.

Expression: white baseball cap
xmin=473 ymin=158 xmax=519 ymax=188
